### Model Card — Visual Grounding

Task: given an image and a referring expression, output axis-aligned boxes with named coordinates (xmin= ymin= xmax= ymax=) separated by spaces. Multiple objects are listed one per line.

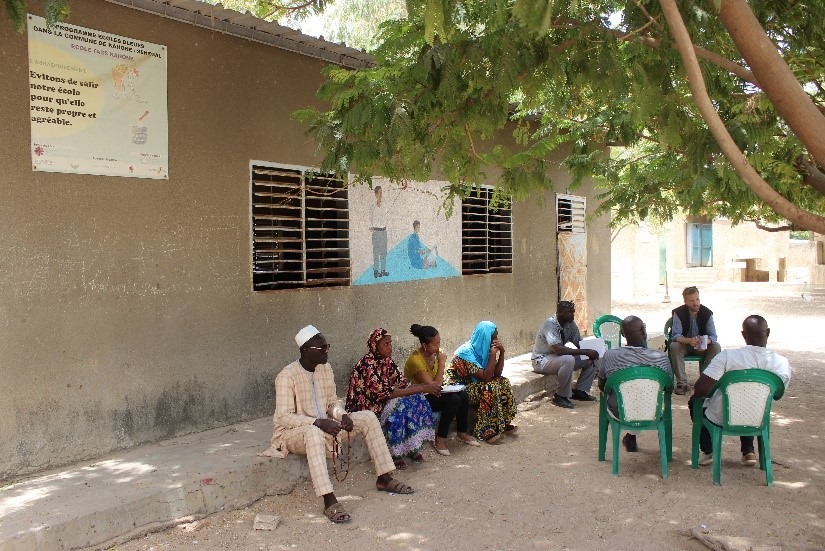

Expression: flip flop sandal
xmin=393 ymin=459 xmax=408 ymax=470
xmin=504 ymin=424 xmax=519 ymax=435
xmin=410 ymin=452 xmax=426 ymax=463
xmin=377 ymin=479 xmax=415 ymax=494
xmin=324 ymin=503 xmax=352 ymax=524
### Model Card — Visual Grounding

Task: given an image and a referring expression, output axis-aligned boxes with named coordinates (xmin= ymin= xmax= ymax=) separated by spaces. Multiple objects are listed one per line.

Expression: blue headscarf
xmin=454 ymin=321 xmax=497 ymax=369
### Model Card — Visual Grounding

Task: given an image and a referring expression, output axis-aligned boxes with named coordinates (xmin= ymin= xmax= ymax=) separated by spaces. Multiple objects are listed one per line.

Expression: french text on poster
xmin=27 ymin=14 xmax=168 ymax=179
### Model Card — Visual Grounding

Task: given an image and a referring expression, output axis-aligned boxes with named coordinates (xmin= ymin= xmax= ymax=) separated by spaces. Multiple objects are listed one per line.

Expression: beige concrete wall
xmin=0 ymin=3 xmax=610 ymax=480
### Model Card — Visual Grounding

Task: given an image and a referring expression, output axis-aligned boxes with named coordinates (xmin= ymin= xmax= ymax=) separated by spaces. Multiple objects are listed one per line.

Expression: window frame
xmin=250 ymin=162 xmax=351 ymax=291
xmin=461 ymin=185 xmax=513 ymax=275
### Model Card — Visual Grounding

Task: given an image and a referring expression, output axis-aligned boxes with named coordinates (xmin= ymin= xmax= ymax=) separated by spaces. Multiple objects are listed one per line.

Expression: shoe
xmin=381 ymin=271 xmax=389 ymax=277
xmin=456 ymin=435 xmax=481 ymax=447
xmin=699 ymin=452 xmax=713 ymax=466
xmin=571 ymin=389 xmax=597 ymax=402
xmin=483 ymin=431 xmax=503 ymax=444
xmin=374 ymin=270 xmax=380 ymax=278
xmin=503 ymin=424 xmax=518 ymax=435
xmin=622 ymin=433 xmax=638 ymax=452
xmin=551 ymin=394 xmax=575 ymax=409
xmin=674 ymin=384 xmax=687 ymax=395
xmin=741 ymin=452 xmax=757 ymax=467
xmin=431 ymin=441 xmax=450 ymax=456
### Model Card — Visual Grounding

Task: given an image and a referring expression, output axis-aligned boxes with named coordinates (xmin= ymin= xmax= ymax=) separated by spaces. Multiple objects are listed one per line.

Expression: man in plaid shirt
xmin=268 ymin=325 xmax=413 ymax=523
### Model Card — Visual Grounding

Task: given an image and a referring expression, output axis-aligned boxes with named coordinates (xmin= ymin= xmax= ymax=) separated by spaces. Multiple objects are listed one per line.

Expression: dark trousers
xmin=688 ymin=396 xmax=754 ymax=454
xmin=426 ymin=391 xmax=469 ymax=438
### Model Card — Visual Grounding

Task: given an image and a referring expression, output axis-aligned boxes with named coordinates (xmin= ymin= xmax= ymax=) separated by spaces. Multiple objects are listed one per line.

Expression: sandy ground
xmin=113 ymin=284 xmax=825 ymax=551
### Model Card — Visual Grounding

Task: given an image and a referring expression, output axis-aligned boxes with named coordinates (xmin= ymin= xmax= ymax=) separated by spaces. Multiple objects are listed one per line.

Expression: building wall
xmin=613 ymin=219 xmax=793 ymax=301
xmin=0 ymin=2 xmax=610 ymax=480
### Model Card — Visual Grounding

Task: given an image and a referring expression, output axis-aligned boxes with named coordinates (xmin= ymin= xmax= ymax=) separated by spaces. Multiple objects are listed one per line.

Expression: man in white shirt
xmin=689 ymin=315 xmax=792 ymax=467
xmin=370 ymin=186 xmax=389 ymax=278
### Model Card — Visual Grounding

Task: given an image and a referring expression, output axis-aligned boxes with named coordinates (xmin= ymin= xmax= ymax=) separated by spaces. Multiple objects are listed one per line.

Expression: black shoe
xmin=622 ymin=433 xmax=638 ymax=452
xmin=374 ymin=270 xmax=380 ymax=278
xmin=551 ymin=394 xmax=575 ymax=409
xmin=381 ymin=271 xmax=389 ymax=277
xmin=571 ymin=389 xmax=597 ymax=402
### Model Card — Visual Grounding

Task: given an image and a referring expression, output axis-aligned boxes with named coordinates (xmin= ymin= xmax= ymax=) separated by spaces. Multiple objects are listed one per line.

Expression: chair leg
xmin=657 ymin=424 xmax=668 ymax=480
xmin=611 ymin=422 xmax=621 ymax=476
xmin=711 ymin=425 xmax=723 ymax=486
xmin=759 ymin=433 xmax=773 ymax=486
xmin=664 ymin=395 xmax=673 ymax=463
xmin=598 ymin=406 xmax=608 ymax=462
xmin=691 ymin=410 xmax=702 ymax=470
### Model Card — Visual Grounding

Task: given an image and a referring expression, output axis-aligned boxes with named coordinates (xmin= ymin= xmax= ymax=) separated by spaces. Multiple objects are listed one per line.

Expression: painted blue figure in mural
xmin=407 ymin=220 xmax=438 ymax=270
xmin=370 ymin=186 xmax=389 ymax=278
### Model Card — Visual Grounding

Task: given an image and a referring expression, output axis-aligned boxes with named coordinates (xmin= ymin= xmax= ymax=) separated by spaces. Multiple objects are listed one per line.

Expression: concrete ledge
xmin=0 ymin=353 xmax=555 ymax=551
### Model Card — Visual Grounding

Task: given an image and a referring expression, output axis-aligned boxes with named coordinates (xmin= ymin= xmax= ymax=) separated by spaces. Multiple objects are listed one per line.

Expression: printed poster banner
xmin=27 ymin=14 xmax=168 ymax=179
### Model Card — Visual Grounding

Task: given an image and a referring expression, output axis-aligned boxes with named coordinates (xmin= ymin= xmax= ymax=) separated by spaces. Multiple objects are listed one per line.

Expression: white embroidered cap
xmin=295 ymin=325 xmax=321 ymax=347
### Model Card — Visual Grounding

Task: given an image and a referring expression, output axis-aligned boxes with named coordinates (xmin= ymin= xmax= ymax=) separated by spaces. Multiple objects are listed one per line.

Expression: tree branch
xmin=658 ymin=0 xmax=825 ymax=233
xmin=752 ymin=221 xmax=794 ymax=232
xmin=715 ymin=0 xmax=825 ymax=168
xmin=798 ymin=158 xmax=825 ymax=195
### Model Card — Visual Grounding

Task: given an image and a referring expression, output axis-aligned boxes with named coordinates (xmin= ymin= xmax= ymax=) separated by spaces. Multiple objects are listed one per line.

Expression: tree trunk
xmin=659 ymin=0 xmax=825 ymax=234
xmin=716 ymin=0 xmax=825 ymax=169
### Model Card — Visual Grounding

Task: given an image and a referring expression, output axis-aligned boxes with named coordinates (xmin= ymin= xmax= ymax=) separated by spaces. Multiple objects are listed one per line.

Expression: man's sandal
xmin=376 ymin=478 xmax=414 ymax=494
xmin=323 ymin=503 xmax=352 ymax=523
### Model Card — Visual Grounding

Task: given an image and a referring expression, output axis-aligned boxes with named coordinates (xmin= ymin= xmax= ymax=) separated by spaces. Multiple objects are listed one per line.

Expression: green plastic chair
xmin=690 ymin=369 xmax=785 ymax=486
xmin=598 ymin=365 xmax=674 ymax=479
xmin=664 ymin=318 xmax=707 ymax=373
xmin=593 ymin=315 xmax=623 ymax=350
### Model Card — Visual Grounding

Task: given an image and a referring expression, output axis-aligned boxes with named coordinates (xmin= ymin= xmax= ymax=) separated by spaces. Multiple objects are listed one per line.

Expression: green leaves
xmin=4 ymin=0 xmax=70 ymax=32
xmin=291 ymin=0 xmax=825 ymax=228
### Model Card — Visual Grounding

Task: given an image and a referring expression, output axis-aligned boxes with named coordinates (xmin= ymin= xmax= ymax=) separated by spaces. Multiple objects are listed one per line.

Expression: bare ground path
xmin=115 ymin=284 xmax=825 ymax=551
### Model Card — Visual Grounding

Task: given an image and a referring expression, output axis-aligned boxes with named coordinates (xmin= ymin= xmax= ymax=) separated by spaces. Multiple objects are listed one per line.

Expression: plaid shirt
xmin=269 ymin=361 xmax=347 ymax=458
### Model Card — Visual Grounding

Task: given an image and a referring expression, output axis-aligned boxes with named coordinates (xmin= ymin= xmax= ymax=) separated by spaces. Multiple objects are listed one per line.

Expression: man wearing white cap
xmin=268 ymin=325 xmax=413 ymax=523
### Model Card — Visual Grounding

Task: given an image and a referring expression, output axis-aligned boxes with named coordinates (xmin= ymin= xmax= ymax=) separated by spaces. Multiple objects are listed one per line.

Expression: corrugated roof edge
xmin=104 ymin=0 xmax=376 ymax=69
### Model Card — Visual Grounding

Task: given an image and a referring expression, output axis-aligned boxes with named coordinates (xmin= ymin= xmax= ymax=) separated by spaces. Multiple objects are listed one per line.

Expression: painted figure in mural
xmin=689 ymin=315 xmax=790 ymax=467
xmin=445 ymin=321 xmax=518 ymax=443
xmin=597 ymin=316 xmax=672 ymax=452
xmin=407 ymin=220 xmax=438 ymax=269
xmin=370 ymin=186 xmax=389 ymax=278
xmin=267 ymin=325 xmax=413 ymax=524
xmin=346 ymin=328 xmax=437 ymax=470
xmin=404 ymin=324 xmax=481 ymax=455
xmin=111 ymin=63 xmax=145 ymax=102
xmin=531 ymin=301 xmax=600 ymax=409
xmin=669 ymin=286 xmax=722 ymax=395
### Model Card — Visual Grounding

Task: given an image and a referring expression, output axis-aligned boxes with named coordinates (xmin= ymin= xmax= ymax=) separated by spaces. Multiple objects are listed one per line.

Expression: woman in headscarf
xmin=346 ymin=328 xmax=438 ymax=469
xmin=445 ymin=321 xmax=518 ymax=443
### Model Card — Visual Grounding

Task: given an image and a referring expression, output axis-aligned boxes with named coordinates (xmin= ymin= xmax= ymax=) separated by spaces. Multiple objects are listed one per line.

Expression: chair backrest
xmin=711 ymin=369 xmax=785 ymax=430
xmin=664 ymin=317 xmax=673 ymax=344
xmin=593 ymin=315 xmax=623 ymax=350
xmin=604 ymin=365 xmax=673 ymax=423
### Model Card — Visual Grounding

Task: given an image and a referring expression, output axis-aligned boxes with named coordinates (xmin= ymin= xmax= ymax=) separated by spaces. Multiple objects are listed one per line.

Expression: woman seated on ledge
xmin=404 ymin=324 xmax=481 ymax=455
xmin=445 ymin=321 xmax=517 ymax=443
xmin=346 ymin=327 xmax=438 ymax=469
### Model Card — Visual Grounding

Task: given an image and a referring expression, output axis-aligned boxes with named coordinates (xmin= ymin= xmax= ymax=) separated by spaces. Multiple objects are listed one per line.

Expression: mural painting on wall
xmin=27 ymin=14 xmax=169 ymax=179
xmin=350 ymin=179 xmax=462 ymax=285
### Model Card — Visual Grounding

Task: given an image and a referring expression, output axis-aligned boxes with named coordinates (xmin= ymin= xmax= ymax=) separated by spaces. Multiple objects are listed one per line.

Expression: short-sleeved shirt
xmin=532 ymin=316 xmax=581 ymax=359
xmin=404 ymin=348 xmax=441 ymax=382
xmin=701 ymin=346 xmax=791 ymax=425
xmin=599 ymin=346 xmax=672 ymax=412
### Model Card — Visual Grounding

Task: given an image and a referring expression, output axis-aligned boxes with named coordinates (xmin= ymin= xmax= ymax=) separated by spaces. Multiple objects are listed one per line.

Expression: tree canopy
xmin=7 ymin=0 xmax=825 ymax=232
xmin=294 ymin=0 xmax=825 ymax=232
